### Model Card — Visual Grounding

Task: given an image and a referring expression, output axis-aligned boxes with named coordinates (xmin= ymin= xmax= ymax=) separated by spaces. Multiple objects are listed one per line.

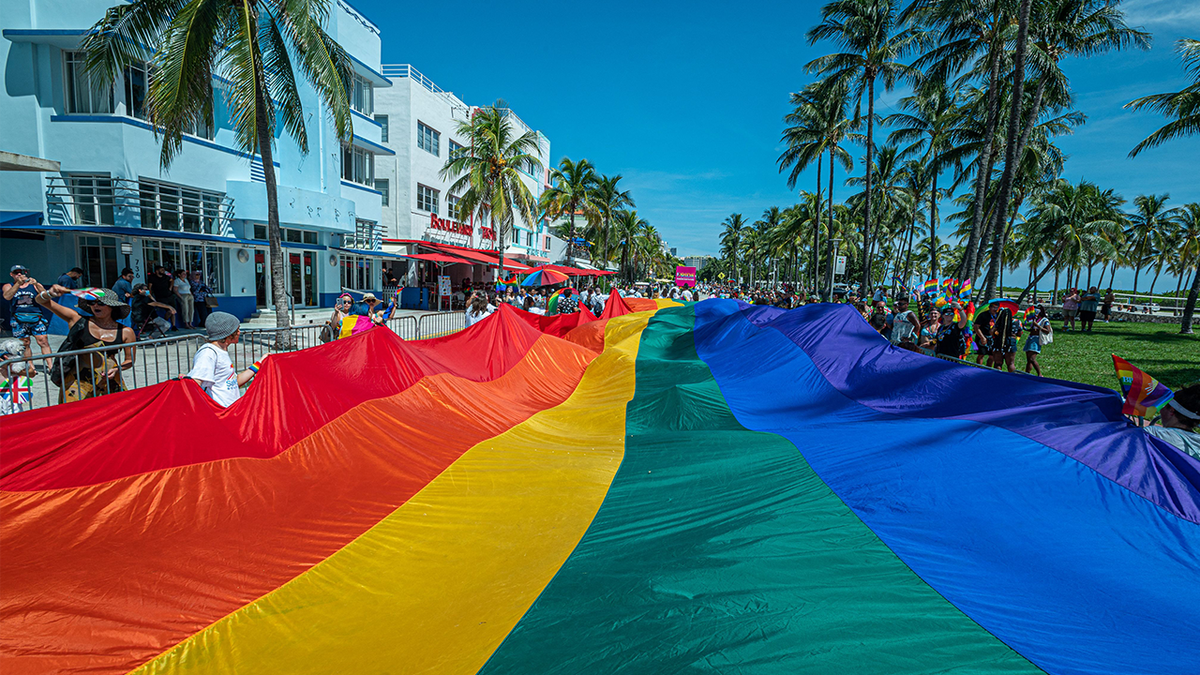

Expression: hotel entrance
xmin=288 ymin=250 xmax=318 ymax=307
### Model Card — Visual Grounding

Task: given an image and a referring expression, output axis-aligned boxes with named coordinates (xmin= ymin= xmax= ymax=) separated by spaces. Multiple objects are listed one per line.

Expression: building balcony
xmin=46 ymin=175 xmax=235 ymax=236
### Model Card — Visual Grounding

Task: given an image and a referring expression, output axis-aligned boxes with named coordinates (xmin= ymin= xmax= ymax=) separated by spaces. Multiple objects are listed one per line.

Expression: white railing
xmin=45 ymin=176 xmax=235 ymax=235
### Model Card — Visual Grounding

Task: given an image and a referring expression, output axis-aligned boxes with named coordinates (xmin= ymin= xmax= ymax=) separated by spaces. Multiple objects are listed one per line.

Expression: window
xmin=341 ymin=144 xmax=375 ymax=185
xmin=375 ymin=178 xmax=389 ymax=206
xmin=124 ymin=62 xmax=149 ymax=120
xmin=339 ymin=254 xmax=376 ymax=291
xmin=449 ymin=139 xmax=465 ymax=159
xmin=68 ymin=174 xmax=115 ymax=225
xmin=143 ymin=239 xmax=225 ymax=293
xmin=64 ymin=51 xmax=113 ymax=114
xmin=447 ymin=194 xmax=461 ymax=220
xmin=417 ymin=184 xmax=439 ymax=213
xmin=350 ymin=73 xmax=373 ymax=115
xmin=417 ymin=121 xmax=439 ymax=156
xmin=78 ymin=236 xmax=118 ymax=288
xmin=252 ymin=224 xmax=316 ymax=245
xmin=375 ymin=114 xmax=388 ymax=142
xmin=138 ymin=178 xmax=226 ymax=233
xmin=527 ymin=231 xmax=533 ymax=246
xmin=525 ymin=159 xmax=541 ymax=182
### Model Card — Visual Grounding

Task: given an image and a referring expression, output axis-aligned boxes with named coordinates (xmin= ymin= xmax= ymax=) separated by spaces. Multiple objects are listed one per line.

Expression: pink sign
xmin=675 ymin=266 xmax=697 ymax=288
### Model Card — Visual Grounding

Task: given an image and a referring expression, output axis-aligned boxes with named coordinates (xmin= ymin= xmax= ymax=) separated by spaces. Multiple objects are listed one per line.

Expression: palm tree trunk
xmin=1107 ymin=262 xmax=1118 ymax=290
xmin=814 ymin=154 xmax=823 ymax=292
xmin=1150 ymin=265 xmax=1162 ymax=295
xmin=827 ymin=146 xmax=835 ymax=291
xmin=984 ymin=0 xmax=1032 ymax=301
xmin=861 ymin=76 xmax=875 ymax=294
xmin=963 ymin=26 xmax=1004 ymax=283
xmin=567 ymin=212 xmax=576 ymax=267
xmin=1017 ymin=244 xmax=1065 ymax=305
xmin=496 ymin=212 xmax=505 ymax=284
xmin=929 ymin=172 xmax=939 ymax=279
xmin=1181 ymin=266 xmax=1198 ymax=334
xmin=250 ymin=36 xmax=290 ymax=337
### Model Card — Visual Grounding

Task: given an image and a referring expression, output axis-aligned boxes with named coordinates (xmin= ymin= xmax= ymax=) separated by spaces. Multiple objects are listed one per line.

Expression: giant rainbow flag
xmin=2 ymin=297 xmax=1199 ymax=674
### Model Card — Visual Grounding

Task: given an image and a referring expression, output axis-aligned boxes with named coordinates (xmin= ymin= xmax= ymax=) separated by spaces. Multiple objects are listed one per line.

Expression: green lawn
xmin=1035 ymin=320 xmax=1200 ymax=391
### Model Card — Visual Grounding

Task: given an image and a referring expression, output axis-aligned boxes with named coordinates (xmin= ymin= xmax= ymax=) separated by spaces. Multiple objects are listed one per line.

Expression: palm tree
xmin=82 ymin=0 xmax=354 ymax=332
xmin=886 ymin=81 xmax=961 ymax=280
xmin=983 ymin=0 xmax=1148 ymax=298
xmin=1124 ymin=194 xmax=1180 ymax=296
xmin=779 ymin=83 xmax=857 ymax=290
xmin=441 ymin=105 xmax=543 ymax=280
xmin=1127 ymin=39 xmax=1200 ymax=156
xmin=1015 ymin=179 xmax=1124 ymax=304
xmin=1172 ymin=203 xmax=1200 ymax=333
xmin=807 ymin=0 xmax=924 ymax=293
xmin=588 ymin=174 xmax=634 ymax=269
xmin=541 ymin=158 xmax=598 ymax=267
xmin=613 ymin=210 xmax=649 ymax=281
xmin=720 ymin=213 xmax=748 ymax=285
xmin=907 ymin=0 xmax=1014 ymax=286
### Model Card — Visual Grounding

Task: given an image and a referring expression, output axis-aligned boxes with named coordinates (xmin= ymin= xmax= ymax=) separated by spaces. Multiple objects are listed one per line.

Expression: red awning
xmin=402 ymin=252 xmax=476 ymax=265
xmin=499 ymin=257 xmax=532 ymax=271
xmin=421 ymin=243 xmax=498 ymax=265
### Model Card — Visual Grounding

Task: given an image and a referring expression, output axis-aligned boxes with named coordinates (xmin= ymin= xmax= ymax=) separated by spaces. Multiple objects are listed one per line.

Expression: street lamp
xmin=120 ymin=241 xmax=133 ymax=272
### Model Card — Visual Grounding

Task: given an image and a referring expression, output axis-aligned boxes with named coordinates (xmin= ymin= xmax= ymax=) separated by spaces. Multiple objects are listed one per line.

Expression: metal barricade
xmin=0 ymin=332 xmax=206 ymax=414
xmin=231 ymin=323 xmax=327 ymax=370
xmin=386 ymin=315 xmax=420 ymax=341
xmin=416 ymin=311 xmax=464 ymax=339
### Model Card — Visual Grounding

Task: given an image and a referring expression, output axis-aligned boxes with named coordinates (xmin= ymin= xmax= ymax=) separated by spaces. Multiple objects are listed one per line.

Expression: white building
xmin=373 ymin=65 xmax=555 ymax=288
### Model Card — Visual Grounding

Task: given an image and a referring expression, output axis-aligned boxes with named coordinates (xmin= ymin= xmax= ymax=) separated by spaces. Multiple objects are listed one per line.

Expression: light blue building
xmin=0 ymin=0 xmax=399 ymax=328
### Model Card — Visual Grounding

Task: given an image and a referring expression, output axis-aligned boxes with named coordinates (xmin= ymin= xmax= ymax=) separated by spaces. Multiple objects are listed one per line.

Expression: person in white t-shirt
xmin=465 ymin=292 xmax=495 ymax=327
xmin=186 ymin=311 xmax=262 ymax=407
xmin=682 ymin=287 xmax=694 ymax=302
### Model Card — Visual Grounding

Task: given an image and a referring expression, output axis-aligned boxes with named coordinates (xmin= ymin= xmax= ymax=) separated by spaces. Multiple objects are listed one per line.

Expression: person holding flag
xmin=1144 ymin=384 xmax=1200 ymax=459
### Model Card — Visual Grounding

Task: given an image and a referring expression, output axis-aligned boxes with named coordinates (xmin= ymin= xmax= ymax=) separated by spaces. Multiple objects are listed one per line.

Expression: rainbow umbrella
xmin=521 ymin=268 xmax=570 ymax=287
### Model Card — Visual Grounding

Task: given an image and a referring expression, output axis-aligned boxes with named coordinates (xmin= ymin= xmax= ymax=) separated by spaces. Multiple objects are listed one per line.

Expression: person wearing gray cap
xmin=185 ymin=311 xmax=264 ymax=407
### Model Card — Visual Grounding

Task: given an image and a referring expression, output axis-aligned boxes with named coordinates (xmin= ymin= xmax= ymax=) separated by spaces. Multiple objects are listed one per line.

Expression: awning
xmin=1 ymin=211 xmax=44 ymax=228
xmin=331 ymin=246 xmax=409 ymax=260
xmin=402 ymin=252 xmax=476 ymax=265
xmin=421 ymin=243 xmax=497 ymax=265
xmin=0 ymin=221 xmax=258 ymax=246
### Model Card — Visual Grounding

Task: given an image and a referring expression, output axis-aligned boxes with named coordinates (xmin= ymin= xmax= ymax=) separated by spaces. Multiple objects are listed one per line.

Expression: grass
xmin=1034 ymin=320 xmax=1200 ymax=391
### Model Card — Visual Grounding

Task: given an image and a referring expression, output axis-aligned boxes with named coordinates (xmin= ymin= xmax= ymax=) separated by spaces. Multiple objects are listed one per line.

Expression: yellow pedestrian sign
xmin=718 ymin=272 xmax=726 ymax=280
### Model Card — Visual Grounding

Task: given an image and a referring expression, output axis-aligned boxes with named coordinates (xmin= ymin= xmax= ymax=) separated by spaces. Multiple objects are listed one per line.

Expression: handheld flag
xmin=959 ymin=278 xmax=973 ymax=300
xmin=923 ymin=279 xmax=938 ymax=295
xmin=1112 ymin=355 xmax=1174 ymax=417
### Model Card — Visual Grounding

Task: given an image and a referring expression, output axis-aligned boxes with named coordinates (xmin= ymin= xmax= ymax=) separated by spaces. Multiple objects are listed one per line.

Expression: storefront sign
xmin=675 ymin=266 xmax=697 ymax=288
xmin=430 ymin=213 xmax=472 ymax=237
xmin=480 ymin=227 xmax=495 ymax=241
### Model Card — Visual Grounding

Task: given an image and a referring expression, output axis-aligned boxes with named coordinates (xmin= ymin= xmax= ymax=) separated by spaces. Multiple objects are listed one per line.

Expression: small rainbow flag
xmin=959 ymin=278 xmax=973 ymax=299
xmin=923 ymin=279 xmax=938 ymax=295
xmin=546 ymin=289 xmax=568 ymax=315
xmin=1112 ymin=355 xmax=1174 ymax=417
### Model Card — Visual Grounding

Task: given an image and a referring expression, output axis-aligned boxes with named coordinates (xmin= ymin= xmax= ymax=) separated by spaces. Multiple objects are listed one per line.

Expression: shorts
xmin=1063 ymin=309 xmax=1077 ymax=319
xmin=988 ymin=337 xmax=1017 ymax=355
xmin=10 ymin=318 xmax=48 ymax=338
xmin=1102 ymin=304 xmax=1113 ymax=315
xmin=1024 ymin=338 xmax=1041 ymax=354
xmin=1079 ymin=310 xmax=1096 ymax=322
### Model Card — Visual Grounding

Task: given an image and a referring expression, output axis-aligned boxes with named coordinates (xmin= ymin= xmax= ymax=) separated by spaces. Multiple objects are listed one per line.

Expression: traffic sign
xmin=718 ymin=272 xmax=726 ymax=280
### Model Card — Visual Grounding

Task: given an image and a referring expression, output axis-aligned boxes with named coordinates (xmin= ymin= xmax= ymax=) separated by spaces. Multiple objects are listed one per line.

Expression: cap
xmin=205 ymin=311 xmax=241 ymax=341
xmin=10 ymin=264 xmax=29 ymax=274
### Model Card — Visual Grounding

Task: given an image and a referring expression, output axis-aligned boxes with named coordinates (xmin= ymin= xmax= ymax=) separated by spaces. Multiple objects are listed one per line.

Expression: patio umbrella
xmin=521 ymin=268 xmax=571 ymax=287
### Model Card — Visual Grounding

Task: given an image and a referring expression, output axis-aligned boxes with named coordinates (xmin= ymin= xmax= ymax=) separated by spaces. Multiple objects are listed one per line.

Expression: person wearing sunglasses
xmin=36 ymin=284 xmax=136 ymax=402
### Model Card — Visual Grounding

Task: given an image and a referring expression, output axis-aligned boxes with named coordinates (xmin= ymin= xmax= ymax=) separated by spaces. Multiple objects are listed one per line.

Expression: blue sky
xmin=359 ymin=0 xmax=1199 ymax=288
